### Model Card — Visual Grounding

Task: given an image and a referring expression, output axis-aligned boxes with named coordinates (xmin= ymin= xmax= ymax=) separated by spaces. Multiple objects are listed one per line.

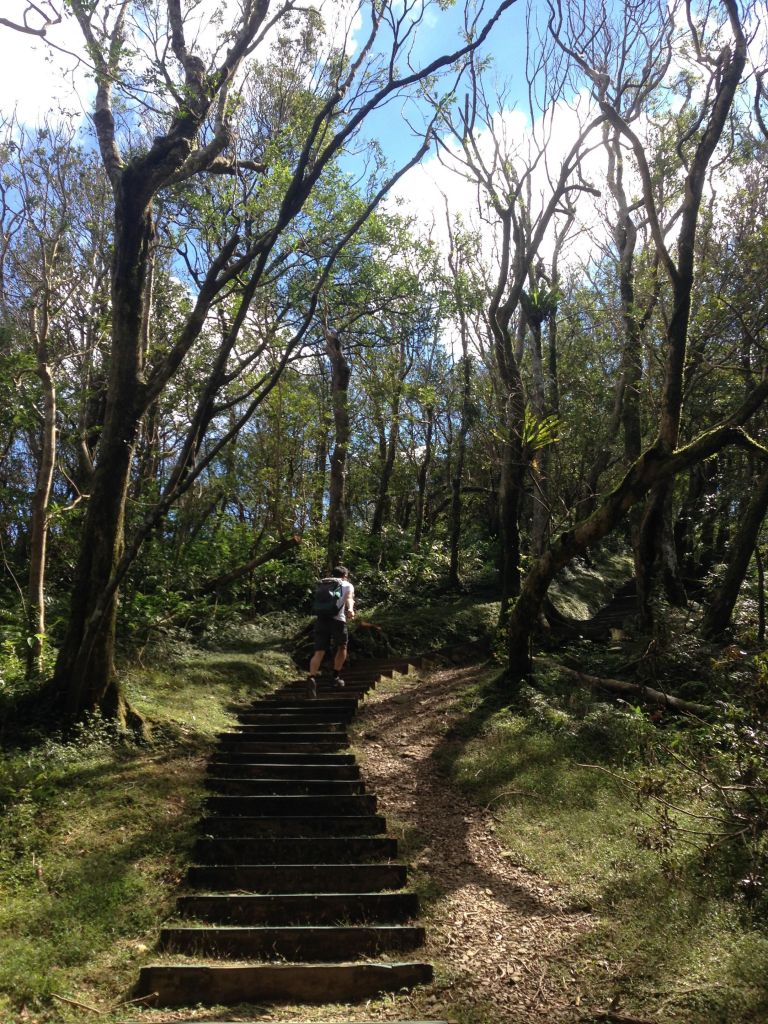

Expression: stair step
xmin=212 ymin=750 xmax=355 ymax=765
xmin=197 ymin=815 xmax=386 ymax=837
xmin=205 ymin=777 xmax=364 ymax=795
xmin=206 ymin=762 xmax=361 ymax=779
xmin=276 ymin=679 xmax=370 ymax=687
xmin=216 ymin=740 xmax=348 ymax=754
xmin=205 ymin=794 xmax=377 ymax=816
xmin=186 ymin=862 xmax=408 ymax=892
xmin=159 ymin=924 xmax=426 ymax=958
xmin=256 ymin=697 xmax=359 ymax=707
xmin=286 ymin=688 xmax=372 ymax=696
xmin=136 ymin=961 xmax=433 ymax=1004
xmin=193 ymin=836 xmax=396 ymax=864
xmin=233 ymin=721 xmax=348 ymax=733
xmin=237 ymin=712 xmax=354 ymax=723
xmin=177 ymin=891 xmax=419 ymax=924
xmin=217 ymin=731 xmax=349 ymax=744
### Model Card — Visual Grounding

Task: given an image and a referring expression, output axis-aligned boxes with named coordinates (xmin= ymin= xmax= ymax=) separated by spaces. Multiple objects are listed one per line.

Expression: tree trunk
xmin=527 ymin=314 xmax=550 ymax=556
xmin=498 ymin=388 xmax=526 ymax=622
xmin=413 ymin=405 xmax=434 ymax=548
xmin=371 ymin=402 xmax=401 ymax=538
xmin=675 ymin=462 xmax=714 ymax=578
xmin=609 ymin=4 xmax=746 ymax=629
xmin=448 ymin=349 xmax=472 ymax=589
xmin=53 ymin=186 xmax=152 ymax=724
xmin=26 ymin=335 xmax=57 ymax=679
xmin=757 ymin=546 xmax=766 ymax=645
xmin=701 ymin=466 xmax=768 ymax=638
xmin=636 ymin=479 xmax=688 ymax=627
xmin=325 ymin=330 xmax=351 ymax=568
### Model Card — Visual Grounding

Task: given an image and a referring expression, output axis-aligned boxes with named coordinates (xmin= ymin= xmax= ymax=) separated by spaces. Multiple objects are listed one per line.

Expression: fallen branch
xmin=483 ymin=788 xmax=534 ymax=808
xmin=198 ymin=535 xmax=301 ymax=594
xmin=114 ymin=990 xmax=159 ymax=1008
xmin=534 ymin=657 xmax=711 ymax=715
xmin=51 ymin=993 xmax=101 ymax=1014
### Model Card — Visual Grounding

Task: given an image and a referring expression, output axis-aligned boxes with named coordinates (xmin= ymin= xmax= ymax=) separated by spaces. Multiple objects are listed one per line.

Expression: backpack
xmin=312 ymin=578 xmax=344 ymax=617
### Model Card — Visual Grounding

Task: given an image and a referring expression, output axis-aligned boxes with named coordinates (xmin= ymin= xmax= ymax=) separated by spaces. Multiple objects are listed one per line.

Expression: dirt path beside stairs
xmin=354 ymin=661 xmax=594 ymax=1024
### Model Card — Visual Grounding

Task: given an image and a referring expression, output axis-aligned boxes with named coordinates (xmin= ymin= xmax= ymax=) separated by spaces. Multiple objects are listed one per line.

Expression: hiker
xmin=307 ymin=565 xmax=355 ymax=698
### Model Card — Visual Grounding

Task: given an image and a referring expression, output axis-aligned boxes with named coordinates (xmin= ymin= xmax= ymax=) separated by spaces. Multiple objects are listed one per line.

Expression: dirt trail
xmin=353 ymin=661 xmax=594 ymax=1024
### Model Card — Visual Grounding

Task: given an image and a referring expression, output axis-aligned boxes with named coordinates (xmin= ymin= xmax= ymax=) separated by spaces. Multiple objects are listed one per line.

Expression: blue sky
xmin=0 ymin=0 xmax=543 ymax=267
xmin=354 ymin=0 xmax=533 ymax=170
xmin=0 ymin=0 xmax=531 ymax=161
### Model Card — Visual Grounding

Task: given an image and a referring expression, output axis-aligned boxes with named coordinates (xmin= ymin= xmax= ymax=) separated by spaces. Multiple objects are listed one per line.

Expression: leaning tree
xmin=506 ymin=0 xmax=759 ymax=679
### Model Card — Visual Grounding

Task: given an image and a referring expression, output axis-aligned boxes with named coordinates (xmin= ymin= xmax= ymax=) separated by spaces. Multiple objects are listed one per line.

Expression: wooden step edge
xmin=158 ymin=923 xmax=427 ymax=956
xmin=135 ymin=960 xmax=434 ymax=1004
xmin=178 ymin=888 xmax=415 ymax=897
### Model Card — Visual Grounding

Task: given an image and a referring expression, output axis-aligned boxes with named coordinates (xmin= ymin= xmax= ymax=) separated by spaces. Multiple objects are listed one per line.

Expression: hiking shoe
xmin=306 ymin=676 xmax=317 ymax=699
xmin=333 ymin=675 xmax=345 ymax=689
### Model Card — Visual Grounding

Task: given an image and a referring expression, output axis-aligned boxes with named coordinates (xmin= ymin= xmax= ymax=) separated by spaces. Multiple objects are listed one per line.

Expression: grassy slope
xmin=0 ymin=617 xmax=296 ymax=1023
xmin=357 ymin=579 xmax=768 ymax=1023
xmin=2 ymin=590 xmax=768 ymax=1023
xmin=432 ymin=668 xmax=768 ymax=1023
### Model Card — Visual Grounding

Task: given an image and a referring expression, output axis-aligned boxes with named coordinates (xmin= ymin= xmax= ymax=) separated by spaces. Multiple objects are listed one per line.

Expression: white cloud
xmin=0 ymin=0 xmax=365 ymax=126
xmin=390 ymin=89 xmax=605 ymax=276
xmin=0 ymin=6 xmax=91 ymax=123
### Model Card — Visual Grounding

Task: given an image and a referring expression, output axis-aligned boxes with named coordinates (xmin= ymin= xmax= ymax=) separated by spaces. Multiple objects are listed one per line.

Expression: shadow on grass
xmin=359 ymin=668 xmax=565 ymax=919
xmin=563 ymin=861 xmax=768 ymax=1023
xmin=380 ymin=664 xmax=768 ymax=1024
xmin=0 ymin=739 xmax=211 ymax=1012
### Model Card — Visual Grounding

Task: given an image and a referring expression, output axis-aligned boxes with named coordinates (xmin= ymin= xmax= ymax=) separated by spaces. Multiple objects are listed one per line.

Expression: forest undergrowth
xmin=1 ymin=594 xmax=768 ymax=1022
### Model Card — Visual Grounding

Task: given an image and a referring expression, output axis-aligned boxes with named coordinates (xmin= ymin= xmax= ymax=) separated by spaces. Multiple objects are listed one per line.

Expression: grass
xmin=353 ymin=595 xmax=502 ymax=661
xmin=548 ymin=550 xmax=634 ymax=620
xmin=432 ymin=666 xmax=768 ymax=1023
xmin=0 ymin=634 xmax=294 ymax=1024
xmin=3 ymin=589 xmax=767 ymax=1023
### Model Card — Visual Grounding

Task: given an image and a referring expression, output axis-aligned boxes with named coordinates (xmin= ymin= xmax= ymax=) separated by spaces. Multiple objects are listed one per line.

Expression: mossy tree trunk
xmin=702 ymin=466 xmax=768 ymax=639
xmin=507 ymin=387 xmax=768 ymax=680
xmin=55 ymin=182 xmax=152 ymax=722
xmin=325 ymin=329 xmax=351 ymax=569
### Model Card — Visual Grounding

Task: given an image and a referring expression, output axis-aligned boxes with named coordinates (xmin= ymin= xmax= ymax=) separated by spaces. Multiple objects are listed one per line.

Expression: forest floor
xmin=3 ymin=600 xmax=768 ymax=1023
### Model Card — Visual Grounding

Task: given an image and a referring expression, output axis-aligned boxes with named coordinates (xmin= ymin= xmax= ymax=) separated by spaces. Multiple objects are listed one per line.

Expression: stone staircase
xmin=133 ymin=658 xmax=448 ymax=1019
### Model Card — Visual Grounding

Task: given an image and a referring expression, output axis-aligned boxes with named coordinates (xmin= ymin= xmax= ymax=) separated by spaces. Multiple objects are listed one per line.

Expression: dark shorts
xmin=313 ymin=616 xmax=348 ymax=652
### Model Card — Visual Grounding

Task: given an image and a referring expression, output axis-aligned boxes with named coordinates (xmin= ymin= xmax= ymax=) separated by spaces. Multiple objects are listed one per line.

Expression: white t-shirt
xmin=332 ymin=579 xmax=355 ymax=622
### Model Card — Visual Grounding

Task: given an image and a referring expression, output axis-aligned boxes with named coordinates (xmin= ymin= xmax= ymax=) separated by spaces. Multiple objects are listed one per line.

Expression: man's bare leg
xmin=332 ymin=643 xmax=348 ymax=687
xmin=309 ymin=649 xmax=326 ymax=677
xmin=307 ymin=648 xmax=327 ymax=698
